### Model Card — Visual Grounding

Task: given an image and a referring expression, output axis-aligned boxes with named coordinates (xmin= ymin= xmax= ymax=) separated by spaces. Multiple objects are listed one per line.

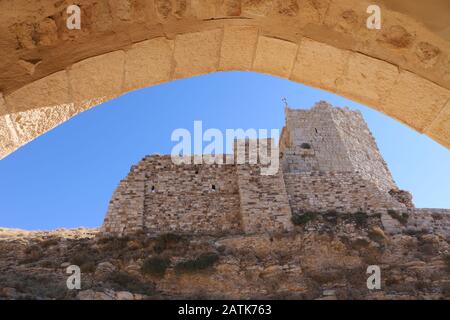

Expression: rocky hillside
xmin=1 ymin=212 xmax=450 ymax=300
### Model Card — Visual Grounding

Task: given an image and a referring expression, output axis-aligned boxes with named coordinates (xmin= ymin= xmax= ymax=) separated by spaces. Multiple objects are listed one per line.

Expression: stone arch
xmin=1 ymin=0 xmax=450 ymax=160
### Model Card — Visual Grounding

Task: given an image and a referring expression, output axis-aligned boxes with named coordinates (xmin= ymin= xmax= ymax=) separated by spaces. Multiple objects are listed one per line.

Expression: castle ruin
xmin=101 ymin=102 xmax=450 ymax=237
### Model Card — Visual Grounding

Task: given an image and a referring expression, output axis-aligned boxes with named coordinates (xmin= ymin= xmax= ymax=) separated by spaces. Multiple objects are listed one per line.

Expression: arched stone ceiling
xmin=1 ymin=0 xmax=449 ymax=160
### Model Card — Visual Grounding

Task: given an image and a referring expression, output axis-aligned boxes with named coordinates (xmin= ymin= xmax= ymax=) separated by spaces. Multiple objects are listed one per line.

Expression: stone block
xmin=0 ymin=114 xmax=19 ymax=159
xmin=425 ymin=100 xmax=450 ymax=148
xmin=173 ymin=29 xmax=222 ymax=79
xmin=336 ymin=52 xmax=399 ymax=106
xmin=242 ymin=0 xmax=274 ymax=17
xmin=253 ymin=36 xmax=297 ymax=78
xmin=291 ymin=38 xmax=349 ymax=92
xmin=8 ymin=103 xmax=74 ymax=145
xmin=69 ymin=50 xmax=125 ymax=103
xmin=219 ymin=26 xmax=258 ymax=71
xmin=190 ymin=0 xmax=218 ymax=19
xmin=382 ymin=71 xmax=450 ymax=132
xmin=124 ymin=37 xmax=174 ymax=91
xmin=5 ymin=71 xmax=70 ymax=113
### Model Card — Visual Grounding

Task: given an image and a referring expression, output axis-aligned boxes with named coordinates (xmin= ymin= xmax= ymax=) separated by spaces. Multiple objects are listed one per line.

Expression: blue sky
xmin=0 ymin=71 xmax=449 ymax=230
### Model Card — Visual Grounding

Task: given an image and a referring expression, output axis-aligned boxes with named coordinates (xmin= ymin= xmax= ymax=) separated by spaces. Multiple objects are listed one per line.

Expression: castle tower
xmin=102 ymin=101 xmax=414 ymax=237
xmin=280 ymin=101 xmax=397 ymax=193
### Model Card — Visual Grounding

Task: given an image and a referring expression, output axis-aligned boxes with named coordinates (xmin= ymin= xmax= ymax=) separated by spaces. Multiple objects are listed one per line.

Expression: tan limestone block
xmin=336 ymin=52 xmax=399 ymax=106
xmin=219 ymin=26 xmax=258 ymax=71
xmin=5 ymin=71 xmax=70 ymax=113
xmin=0 ymin=114 xmax=19 ymax=159
xmin=173 ymin=30 xmax=222 ymax=79
xmin=69 ymin=51 xmax=125 ymax=103
xmin=70 ymin=96 xmax=110 ymax=119
xmin=124 ymin=37 xmax=175 ymax=91
xmin=0 ymin=93 xmax=6 ymax=115
xmin=242 ymin=0 xmax=274 ymax=17
xmin=190 ymin=0 xmax=218 ymax=19
xmin=425 ymin=100 xmax=450 ymax=149
xmin=253 ymin=36 xmax=297 ymax=78
xmin=291 ymin=38 xmax=349 ymax=92
xmin=382 ymin=71 xmax=450 ymax=132
xmin=8 ymin=103 xmax=75 ymax=145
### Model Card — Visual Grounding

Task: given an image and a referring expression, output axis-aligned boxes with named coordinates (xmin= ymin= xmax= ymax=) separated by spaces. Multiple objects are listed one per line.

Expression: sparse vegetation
xmin=353 ymin=211 xmax=368 ymax=228
xmin=291 ymin=212 xmax=317 ymax=225
xmin=107 ymin=271 xmax=155 ymax=295
xmin=387 ymin=210 xmax=409 ymax=225
xmin=154 ymin=233 xmax=185 ymax=254
xmin=70 ymin=251 xmax=98 ymax=273
xmin=21 ymin=244 xmax=44 ymax=264
xmin=174 ymin=252 xmax=219 ymax=273
xmin=141 ymin=257 xmax=170 ymax=277
xmin=98 ymin=236 xmax=130 ymax=251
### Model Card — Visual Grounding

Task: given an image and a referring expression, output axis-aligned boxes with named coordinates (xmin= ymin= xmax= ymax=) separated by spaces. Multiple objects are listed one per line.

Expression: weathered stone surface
xmin=219 ymin=26 xmax=258 ymax=71
xmin=173 ymin=30 xmax=222 ymax=79
xmin=242 ymin=0 xmax=274 ymax=17
xmin=5 ymin=71 xmax=70 ymax=113
xmin=8 ymin=104 xmax=75 ymax=145
xmin=0 ymin=114 xmax=19 ymax=159
xmin=253 ymin=36 xmax=298 ymax=78
xmin=291 ymin=38 xmax=349 ymax=92
xmin=0 ymin=93 xmax=5 ymax=114
xmin=382 ymin=71 xmax=450 ymax=131
xmin=425 ymin=100 xmax=450 ymax=147
xmin=336 ymin=52 xmax=399 ymax=106
xmin=124 ymin=38 xmax=174 ymax=91
xmin=69 ymin=51 xmax=125 ymax=103
xmin=190 ymin=0 xmax=218 ymax=19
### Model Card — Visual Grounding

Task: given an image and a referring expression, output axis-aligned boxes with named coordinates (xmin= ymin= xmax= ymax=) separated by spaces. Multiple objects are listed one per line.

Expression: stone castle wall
xmin=281 ymin=102 xmax=396 ymax=192
xmin=284 ymin=171 xmax=405 ymax=215
xmin=102 ymin=102 xmax=449 ymax=237
xmin=281 ymin=104 xmax=353 ymax=173
xmin=329 ymin=106 xmax=396 ymax=192
xmin=382 ymin=208 xmax=450 ymax=236
xmin=102 ymin=155 xmax=243 ymax=236
xmin=237 ymin=163 xmax=293 ymax=234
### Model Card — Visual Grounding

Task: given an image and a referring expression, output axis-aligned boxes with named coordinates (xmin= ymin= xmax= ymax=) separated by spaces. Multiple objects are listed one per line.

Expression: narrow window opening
xmin=315 ymin=128 xmax=318 ymax=134
xmin=211 ymin=184 xmax=216 ymax=191
xmin=300 ymin=143 xmax=311 ymax=149
xmin=151 ymin=185 xmax=155 ymax=193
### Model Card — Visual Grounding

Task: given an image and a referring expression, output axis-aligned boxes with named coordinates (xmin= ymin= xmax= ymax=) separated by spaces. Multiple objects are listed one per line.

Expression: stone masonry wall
xmin=101 ymin=163 xmax=146 ymax=235
xmin=284 ymin=171 xmax=406 ymax=215
xmin=103 ymin=155 xmax=243 ymax=236
xmin=382 ymin=208 xmax=450 ymax=236
xmin=330 ymin=106 xmax=396 ymax=192
xmin=142 ymin=155 xmax=242 ymax=235
xmin=282 ymin=103 xmax=354 ymax=173
xmin=234 ymin=138 xmax=293 ymax=234
xmin=236 ymin=163 xmax=293 ymax=234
